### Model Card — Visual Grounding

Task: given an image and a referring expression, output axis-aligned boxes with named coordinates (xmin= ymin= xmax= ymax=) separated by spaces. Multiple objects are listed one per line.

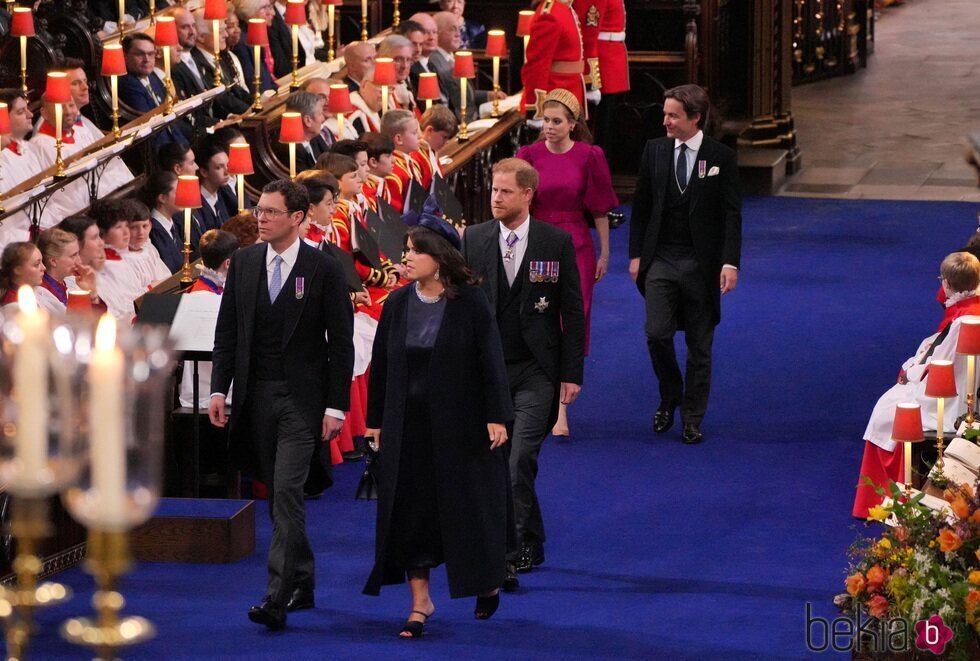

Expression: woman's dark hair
xmin=141 ymin=170 xmax=178 ymax=208
xmin=0 ymin=242 xmax=38 ymax=296
xmin=157 ymin=142 xmax=193 ymax=173
xmin=294 ymin=169 xmax=339 ymax=205
xmin=57 ymin=214 xmax=98 ymax=246
xmin=540 ymin=100 xmax=592 ymax=144
xmin=405 ymin=225 xmax=478 ymax=299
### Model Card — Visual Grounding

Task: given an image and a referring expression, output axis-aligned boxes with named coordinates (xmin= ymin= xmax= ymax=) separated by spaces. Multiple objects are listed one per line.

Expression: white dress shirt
xmin=498 ymin=215 xmax=531 ymax=271
xmin=152 ymin=208 xmax=177 ymax=237
xmin=201 ymin=185 xmax=220 ymax=217
xmin=180 ymin=50 xmax=205 ymax=88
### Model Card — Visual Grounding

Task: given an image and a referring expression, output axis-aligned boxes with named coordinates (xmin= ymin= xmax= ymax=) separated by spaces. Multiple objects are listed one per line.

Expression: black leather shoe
xmin=248 ymin=599 xmax=287 ymax=630
xmin=285 ymin=586 xmax=315 ymax=612
xmin=303 ymin=488 xmax=324 ymax=500
xmin=653 ymin=407 xmax=676 ymax=434
xmin=515 ymin=543 xmax=535 ymax=573
xmin=502 ymin=563 xmax=520 ymax=592
xmin=341 ymin=449 xmax=364 ymax=461
xmin=531 ymin=543 xmax=545 ymax=567
xmin=682 ymin=422 xmax=704 ymax=445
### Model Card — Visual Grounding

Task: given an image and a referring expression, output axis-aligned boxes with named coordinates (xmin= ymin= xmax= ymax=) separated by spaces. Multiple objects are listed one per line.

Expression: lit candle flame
xmin=16 ymin=285 xmax=37 ymax=314
xmin=95 ymin=314 xmax=117 ymax=352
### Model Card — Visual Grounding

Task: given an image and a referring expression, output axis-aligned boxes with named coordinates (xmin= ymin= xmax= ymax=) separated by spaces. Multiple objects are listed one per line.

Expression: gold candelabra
xmin=212 ymin=21 xmax=223 ymax=87
xmin=252 ymin=46 xmax=263 ymax=110
xmin=393 ymin=0 xmax=400 ymax=27
xmin=0 ymin=498 xmax=71 ymax=661
xmin=458 ymin=80 xmax=469 ymax=142
xmin=61 ymin=530 xmax=154 ymax=661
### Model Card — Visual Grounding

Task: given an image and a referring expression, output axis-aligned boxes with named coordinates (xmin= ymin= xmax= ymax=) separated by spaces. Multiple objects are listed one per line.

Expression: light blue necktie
xmin=269 ymin=255 xmax=283 ymax=302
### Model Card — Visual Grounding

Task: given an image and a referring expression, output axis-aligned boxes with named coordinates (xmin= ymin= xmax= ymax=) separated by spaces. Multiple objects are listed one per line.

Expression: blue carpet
xmin=27 ymin=196 xmax=979 ymax=659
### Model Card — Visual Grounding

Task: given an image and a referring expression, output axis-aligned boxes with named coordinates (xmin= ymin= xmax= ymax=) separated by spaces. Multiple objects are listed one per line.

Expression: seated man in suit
xmin=171 ymin=8 xmax=218 ymax=132
xmin=395 ymin=19 xmax=425 ymax=63
xmin=343 ymin=40 xmax=375 ymax=93
xmin=853 ymin=252 xmax=980 ymax=518
xmin=299 ymin=78 xmax=339 ymax=146
xmin=196 ymin=137 xmax=235 ymax=232
xmin=274 ymin=91 xmax=329 ymax=174
xmin=432 ymin=11 xmax=498 ymax=122
xmin=118 ymin=32 xmax=189 ymax=144
xmin=409 ymin=12 xmax=450 ymax=106
xmin=231 ymin=0 xmax=277 ymax=94
xmin=377 ymin=35 xmax=418 ymax=115
xmin=191 ymin=7 xmax=253 ymax=119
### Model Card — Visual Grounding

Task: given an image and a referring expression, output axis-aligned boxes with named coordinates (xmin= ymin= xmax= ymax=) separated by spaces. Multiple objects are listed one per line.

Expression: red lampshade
xmin=324 ymin=0 xmax=343 ymax=5
xmin=516 ymin=10 xmax=535 ymax=37
xmin=10 ymin=7 xmax=35 ymax=37
xmin=957 ymin=316 xmax=980 ymax=354
xmin=925 ymin=360 xmax=958 ymax=399
xmin=227 ymin=142 xmax=254 ymax=175
xmin=891 ymin=403 xmax=924 ymax=443
xmin=174 ymin=175 xmax=202 ymax=209
xmin=204 ymin=0 xmax=227 ymax=21
xmin=280 ymin=112 xmax=304 ymax=143
xmin=155 ymin=16 xmax=179 ymax=48
xmin=416 ymin=72 xmax=440 ymax=101
xmin=101 ymin=44 xmax=127 ymax=77
xmin=453 ymin=51 xmax=475 ymax=78
xmin=246 ymin=18 xmax=269 ymax=46
xmin=327 ymin=84 xmax=353 ymax=114
xmin=485 ymin=30 xmax=507 ymax=58
xmin=67 ymin=290 xmax=93 ymax=313
xmin=0 ymin=104 xmax=9 ymax=136
xmin=284 ymin=0 xmax=306 ymax=26
xmin=44 ymin=72 xmax=72 ymax=104
xmin=374 ymin=58 xmax=396 ymax=86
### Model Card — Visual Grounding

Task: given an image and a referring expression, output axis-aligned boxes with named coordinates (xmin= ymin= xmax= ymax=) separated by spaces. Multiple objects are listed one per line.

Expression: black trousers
xmin=643 ymin=245 xmax=715 ymax=425
xmin=504 ymin=359 xmax=555 ymax=560
xmin=249 ymin=380 xmax=316 ymax=605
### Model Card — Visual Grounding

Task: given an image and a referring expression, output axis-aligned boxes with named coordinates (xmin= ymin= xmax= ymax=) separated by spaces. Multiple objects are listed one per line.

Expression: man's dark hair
xmin=62 ymin=57 xmax=86 ymax=71
xmin=89 ymin=198 xmax=129 ymax=235
xmin=199 ymin=229 xmax=240 ymax=270
xmin=140 ymin=170 xmax=178 ymax=209
xmin=122 ymin=32 xmax=155 ymax=53
xmin=210 ymin=126 xmax=245 ymax=152
xmin=394 ymin=19 xmax=424 ymax=37
xmin=295 ymin=169 xmax=339 ymax=205
xmin=360 ymin=132 xmax=394 ymax=161
xmin=194 ymin=136 xmax=226 ymax=170
xmin=157 ymin=142 xmax=193 ymax=173
xmin=663 ymin=84 xmax=711 ymax=129
xmin=0 ymin=88 xmax=25 ymax=107
xmin=262 ymin=179 xmax=310 ymax=214
xmin=119 ymin=198 xmax=151 ymax=221
xmin=285 ymin=91 xmax=322 ymax=118
xmin=329 ymin=139 xmax=369 ymax=159
xmin=315 ymin=152 xmax=357 ymax=180
xmin=57 ymin=215 xmax=97 ymax=246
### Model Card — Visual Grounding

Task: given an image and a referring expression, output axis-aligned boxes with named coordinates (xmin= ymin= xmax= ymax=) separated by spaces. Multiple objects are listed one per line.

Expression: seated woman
xmin=0 ymin=242 xmax=45 ymax=312
xmin=853 ymin=251 xmax=980 ymax=517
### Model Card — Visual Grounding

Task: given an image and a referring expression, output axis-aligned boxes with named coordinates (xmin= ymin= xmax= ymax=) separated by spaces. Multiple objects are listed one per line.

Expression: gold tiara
xmin=542 ymin=88 xmax=581 ymax=121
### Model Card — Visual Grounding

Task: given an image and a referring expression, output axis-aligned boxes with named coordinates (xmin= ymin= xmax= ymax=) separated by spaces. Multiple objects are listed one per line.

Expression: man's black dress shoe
xmin=502 ymin=563 xmax=520 ymax=592
xmin=531 ymin=543 xmax=545 ymax=567
xmin=285 ymin=586 xmax=315 ymax=612
xmin=341 ymin=449 xmax=364 ymax=461
xmin=248 ymin=599 xmax=287 ymax=630
xmin=653 ymin=407 xmax=676 ymax=434
xmin=682 ymin=423 xmax=704 ymax=445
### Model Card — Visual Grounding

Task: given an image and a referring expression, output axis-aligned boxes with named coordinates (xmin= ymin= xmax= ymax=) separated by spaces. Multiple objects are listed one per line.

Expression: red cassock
xmin=574 ymin=0 xmax=629 ymax=94
xmin=409 ymin=141 xmax=444 ymax=193
xmin=330 ymin=198 xmax=395 ymax=321
xmin=383 ymin=151 xmax=423 ymax=214
xmin=521 ymin=0 xmax=586 ymax=119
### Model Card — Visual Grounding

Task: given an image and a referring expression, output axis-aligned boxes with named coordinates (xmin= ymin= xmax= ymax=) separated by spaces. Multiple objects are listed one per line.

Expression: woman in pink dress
xmin=516 ymin=89 xmax=618 ymax=436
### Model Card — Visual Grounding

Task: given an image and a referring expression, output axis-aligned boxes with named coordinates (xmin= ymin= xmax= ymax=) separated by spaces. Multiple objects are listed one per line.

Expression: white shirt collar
xmin=674 ymin=130 xmax=704 ymax=153
xmin=436 ymin=47 xmax=452 ymax=62
xmin=201 ymin=185 xmax=219 ymax=210
xmin=267 ymin=236 xmax=301 ymax=271
xmin=275 ymin=2 xmax=286 ymax=17
xmin=498 ymin=215 xmax=530 ymax=241
xmin=195 ymin=47 xmax=216 ymax=67
xmin=180 ymin=50 xmax=195 ymax=65
xmin=152 ymin=208 xmax=175 ymax=232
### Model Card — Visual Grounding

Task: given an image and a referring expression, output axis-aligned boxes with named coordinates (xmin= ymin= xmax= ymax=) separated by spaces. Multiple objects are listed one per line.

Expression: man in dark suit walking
xmin=209 ymin=179 xmax=354 ymax=630
xmin=462 ymin=158 xmax=585 ymax=591
xmin=629 ymin=84 xmax=742 ymax=445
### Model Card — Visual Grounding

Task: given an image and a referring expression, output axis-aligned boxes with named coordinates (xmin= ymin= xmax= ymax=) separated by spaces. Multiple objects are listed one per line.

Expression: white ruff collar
xmin=945 ymin=288 xmax=980 ymax=308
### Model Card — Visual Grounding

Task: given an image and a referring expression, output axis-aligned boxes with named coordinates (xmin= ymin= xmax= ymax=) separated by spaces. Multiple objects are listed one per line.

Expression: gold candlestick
xmin=110 ymin=75 xmax=121 ymax=140
xmin=180 ymin=207 xmax=193 ymax=285
xmin=252 ymin=45 xmax=263 ymax=110
xmin=458 ymin=78 xmax=469 ymax=141
xmin=361 ymin=0 xmax=368 ymax=41
xmin=967 ymin=355 xmax=976 ymax=425
xmin=491 ymin=56 xmax=501 ymax=118
xmin=54 ymin=103 xmax=66 ymax=178
xmin=19 ymin=36 xmax=28 ymax=98
xmin=213 ymin=20 xmax=223 ymax=86
xmin=149 ymin=0 xmax=155 ymax=24
xmin=936 ymin=396 xmax=946 ymax=474
xmin=327 ymin=4 xmax=335 ymax=61
xmin=61 ymin=530 xmax=154 ymax=661
xmin=290 ymin=24 xmax=300 ymax=90
xmin=0 ymin=498 xmax=72 ymax=661
xmin=162 ymin=45 xmax=174 ymax=114
xmin=393 ymin=0 xmax=400 ymax=27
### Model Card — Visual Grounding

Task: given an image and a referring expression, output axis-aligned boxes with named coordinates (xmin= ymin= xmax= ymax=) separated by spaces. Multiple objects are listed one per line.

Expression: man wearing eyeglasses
xmin=210 ymin=178 xmax=354 ymax=631
xmin=117 ymin=32 xmax=189 ymax=145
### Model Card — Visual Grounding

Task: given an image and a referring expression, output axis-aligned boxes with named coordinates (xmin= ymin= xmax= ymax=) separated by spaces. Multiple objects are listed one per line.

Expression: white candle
xmin=291 ymin=24 xmax=298 ymax=61
xmin=327 ymin=4 xmax=334 ymax=45
xmin=119 ymin=0 xmax=125 ymax=27
xmin=89 ymin=314 xmax=127 ymax=527
xmin=460 ymin=76 xmax=467 ymax=112
xmin=492 ymin=56 xmax=500 ymax=88
xmin=337 ymin=112 xmax=344 ymax=139
xmin=14 ymin=287 xmax=48 ymax=485
xmin=183 ymin=208 xmax=191 ymax=246
xmin=19 ymin=36 xmax=26 ymax=73
xmin=381 ymin=85 xmax=388 ymax=114
xmin=54 ymin=104 xmax=62 ymax=146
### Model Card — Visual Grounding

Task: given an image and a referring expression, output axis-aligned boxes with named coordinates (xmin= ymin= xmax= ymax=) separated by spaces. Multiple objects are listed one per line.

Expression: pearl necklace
xmin=414 ymin=281 xmax=444 ymax=304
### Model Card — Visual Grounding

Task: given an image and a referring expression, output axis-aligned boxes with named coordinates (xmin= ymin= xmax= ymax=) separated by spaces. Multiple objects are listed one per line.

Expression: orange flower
xmin=867 ymin=594 xmax=889 ymax=619
xmin=971 ymin=509 xmax=980 ymax=525
xmin=846 ymin=572 xmax=867 ymax=597
xmin=893 ymin=526 xmax=909 ymax=543
xmin=938 ymin=528 xmax=964 ymax=553
xmin=951 ymin=496 xmax=971 ymax=520
xmin=866 ymin=565 xmax=889 ymax=594
xmin=969 ymin=570 xmax=980 ymax=586
xmin=966 ymin=590 xmax=980 ymax=625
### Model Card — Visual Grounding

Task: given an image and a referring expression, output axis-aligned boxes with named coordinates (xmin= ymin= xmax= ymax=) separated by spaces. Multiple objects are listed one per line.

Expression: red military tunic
xmin=361 ymin=173 xmax=391 ymax=213
xmin=331 ymin=198 xmax=396 ymax=321
xmin=409 ymin=141 xmax=444 ymax=193
xmin=590 ymin=0 xmax=629 ymax=94
xmin=521 ymin=0 xmax=586 ymax=118
xmin=382 ymin=151 xmax=423 ymax=214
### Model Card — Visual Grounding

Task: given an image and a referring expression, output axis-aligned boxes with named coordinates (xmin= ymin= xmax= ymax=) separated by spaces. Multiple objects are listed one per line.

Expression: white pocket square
xmin=707 ymin=166 xmax=720 ymax=177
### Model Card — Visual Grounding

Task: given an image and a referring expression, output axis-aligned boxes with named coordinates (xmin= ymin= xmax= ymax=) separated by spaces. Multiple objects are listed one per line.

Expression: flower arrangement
xmin=837 ymin=478 xmax=980 ymax=659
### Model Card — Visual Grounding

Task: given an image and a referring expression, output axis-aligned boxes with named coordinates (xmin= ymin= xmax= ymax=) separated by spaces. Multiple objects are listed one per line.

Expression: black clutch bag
xmin=355 ymin=440 xmax=379 ymax=500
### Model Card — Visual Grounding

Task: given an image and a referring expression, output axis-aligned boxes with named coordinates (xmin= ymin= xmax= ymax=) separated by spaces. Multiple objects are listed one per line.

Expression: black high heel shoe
xmin=399 ymin=610 xmax=433 ymax=638
xmin=474 ymin=592 xmax=499 ymax=620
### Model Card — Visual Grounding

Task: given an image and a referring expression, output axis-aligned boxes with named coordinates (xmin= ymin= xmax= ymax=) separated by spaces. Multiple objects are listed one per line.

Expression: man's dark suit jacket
xmin=268 ymin=10 xmax=307 ymax=79
xmin=429 ymin=50 xmax=489 ymax=122
xmin=190 ymin=47 xmax=254 ymax=118
xmin=117 ymin=73 xmax=188 ymax=144
xmin=628 ymin=135 xmax=742 ymax=325
xmin=409 ymin=59 xmax=451 ymax=106
xmin=462 ymin=217 xmax=585 ymax=387
xmin=232 ymin=25 xmax=276 ymax=93
xmin=211 ymin=240 xmax=355 ymax=479
xmin=194 ymin=187 xmax=234 ymax=233
xmin=170 ymin=59 xmax=218 ymax=130
xmin=149 ymin=218 xmax=184 ymax=274
xmin=273 ymin=135 xmax=328 ymax=174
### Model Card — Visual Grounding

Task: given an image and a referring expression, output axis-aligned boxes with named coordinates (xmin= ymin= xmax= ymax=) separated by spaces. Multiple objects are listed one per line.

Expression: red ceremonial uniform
xmin=573 ymin=0 xmax=629 ymax=93
xmin=331 ymin=198 xmax=396 ymax=321
xmin=383 ymin=151 xmax=423 ymax=214
xmin=409 ymin=141 xmax=444 ymax=193
xmin=522 ymin=0 xmax=587 ymax=118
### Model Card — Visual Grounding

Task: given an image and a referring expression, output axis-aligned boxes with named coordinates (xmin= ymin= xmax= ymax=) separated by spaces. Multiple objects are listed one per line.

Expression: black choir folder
xmin=135 ymin=292 xmax=219 ymax=358
xmin=370 ymin=200 xmax=408 ymax=261
xmin=322 ymin=242 xmax=365 ymax=292
xmin=433 ymin=175 xmax=465 ymax=226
